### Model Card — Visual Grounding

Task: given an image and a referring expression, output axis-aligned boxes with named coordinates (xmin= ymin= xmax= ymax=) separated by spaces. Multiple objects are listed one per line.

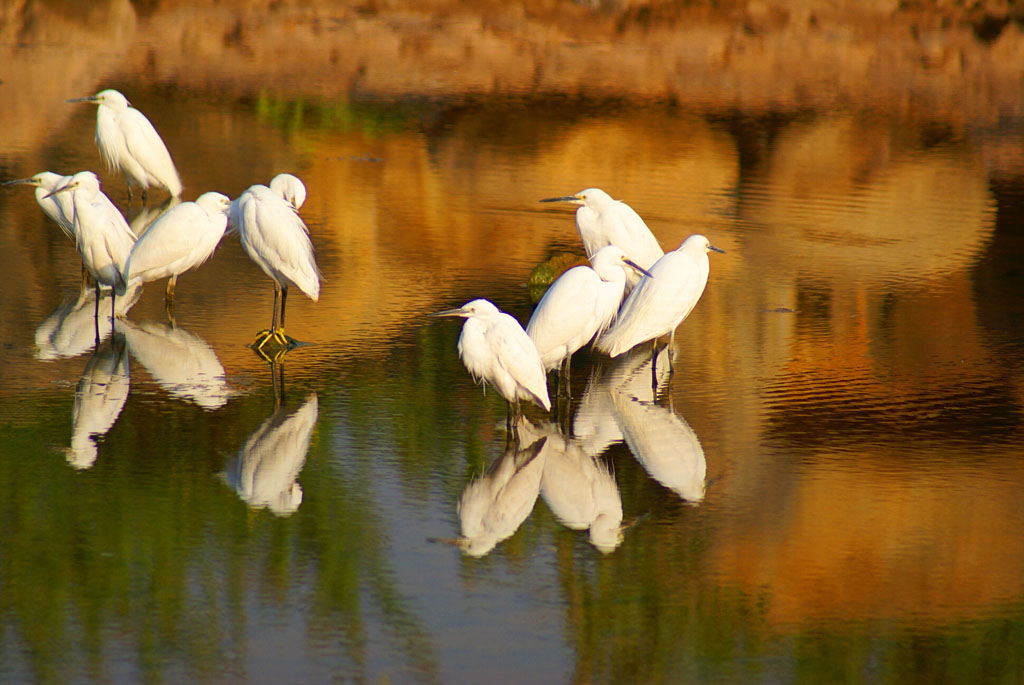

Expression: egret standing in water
xmin=68 ymin=89 xmax=182 ymax=203
xmin=540 ymin=188 xmax=663 ymax=287
xmin=118 ymin=192 xmax=232 ymax=316
xmin=234 ymin=179 xmax=321 ymax=352
xmin=432 ymin=299 xmax=551 ymax=434
xmin=45 ymin=171 xmax=137 ymax=336
xmin=3 ymin=171 xmax=92 ymax=293
xmin=597 ymin=234 xmax=724 ymax=388
xmin=526 ymin=245 xmax=650 ymax=396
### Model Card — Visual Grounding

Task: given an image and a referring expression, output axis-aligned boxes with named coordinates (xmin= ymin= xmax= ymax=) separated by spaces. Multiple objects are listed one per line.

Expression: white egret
xmin=526 ymin=245 xmax=650 ymax=395
xmin=597 ymin=234 xmax=724 ymax=387
xmin=540 ymin=187 xmax=663 ymax=286
xmin=223 ymin=393 xmax=319 ymax=516
xmin=234 ymin=181 xmax=321 ymax=351
xmin=432 ymin=299 xmax=551 ymax=432
xmin=45 ymin=171 xmax=137 ymax=335
xmin=228 ymin=172 xmax=305 ymax=234
xmin=454 ymin=434 xmax=548 ymax=557
xmin=68 ymin=89 xmax=182 ymax=202
xmin=3 ymin=172 xmax=75 ymax=238
xmin=4 ymin=170 xmax=92 ymax=293
xmin=118 ymin=192 xmax=232 ymax=312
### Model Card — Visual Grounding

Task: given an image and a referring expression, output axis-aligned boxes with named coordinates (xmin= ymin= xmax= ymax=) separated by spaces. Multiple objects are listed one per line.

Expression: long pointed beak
xmin=622 ymin=258 xmax=653 ymax=278
xmin=430 ymin=307 xmax=469 ymax=318
xmin=43 ymin=184 xmax=74 ymax=199
xmin=539 ymin=195 xmax=580 ymax=203
xmin=2 ymin=178 xmax=38 ymax=187
xmin=709 ymin=245 xmax=726 ymax=254
xmin=66 ymin=96 xmax=99 ymax=103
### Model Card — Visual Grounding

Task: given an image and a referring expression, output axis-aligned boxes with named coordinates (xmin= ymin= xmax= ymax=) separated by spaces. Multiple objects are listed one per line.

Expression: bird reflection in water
xmin=519 ymin=420 xmax=625 ymax=553
xmin=443 ymin=427 xmax=548 ymax=557
xmin=35 ymin=285 xmax=142 ymax=361
xmin=574 ymin=344 xmax=707 ymax=503
xmin=127 ymin=195 xmax=180 ymax=239
xmin=222 ymin=362 xmax=318 ymax=516
xmin=120 ymin=319 xmax=230 ymax=410
xmin=65 ymin=331 xmax=130 ymax=470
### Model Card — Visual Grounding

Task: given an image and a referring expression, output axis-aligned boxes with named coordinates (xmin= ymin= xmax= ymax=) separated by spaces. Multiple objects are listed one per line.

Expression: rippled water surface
xmin=2 ymin=4 xmax=1024 ymax=682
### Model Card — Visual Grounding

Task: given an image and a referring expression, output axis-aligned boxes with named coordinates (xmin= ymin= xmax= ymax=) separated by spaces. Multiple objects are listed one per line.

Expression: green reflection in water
xmin=0 ymin=371 xmax=442 ymax=683
xmin=253 ymin=91 xmax=413 ymax=138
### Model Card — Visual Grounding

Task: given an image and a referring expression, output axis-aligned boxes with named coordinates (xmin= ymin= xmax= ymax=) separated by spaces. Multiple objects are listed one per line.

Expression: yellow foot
xmin=249 ymin=328 xmax=298 ymax=362
xmin=251 ymin=328 xmax=275 ymax=350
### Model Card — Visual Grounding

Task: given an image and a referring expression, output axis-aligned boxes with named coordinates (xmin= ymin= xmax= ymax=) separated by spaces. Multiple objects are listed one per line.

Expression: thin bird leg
xmin=93 ymin=281 xmax=101 ymax=345
xmin=165 ymin=274 xmax=177 ymax=304
xmin=557 ymin=393 xmax=572 ymax=438
xmin=275 ymin=284 xmax=290 ymax=346
xmin=650 ymin=339 xmax=661 ymax=394
xmin=256 ymin=282 xmax=282 ymax=352
xmin=508 ymin=400 xmax=524 ymax=443
xmin=668 ymin=329 xmax=677 ymax=375
xmin=271 ymin=282 xmax=282 ymax=333
xmin=110 ymin=290 xmax=117 ymax=338
xmin=164 ymin=275 xmax=177 ymax=324
xmin=558 ymin=354 xmax=572 ymax=398
xmin=270 ymin=360 xmax=285 ymax=410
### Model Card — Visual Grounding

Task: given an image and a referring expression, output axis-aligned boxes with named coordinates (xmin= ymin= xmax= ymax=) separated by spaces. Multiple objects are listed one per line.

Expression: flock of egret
xmin=435 ymin=186 xmax=724 ymax=434
xmin=4 ymin=88 xmax=320 ymax=354
xmin=6 ymin=89 xmax=724 ymax=555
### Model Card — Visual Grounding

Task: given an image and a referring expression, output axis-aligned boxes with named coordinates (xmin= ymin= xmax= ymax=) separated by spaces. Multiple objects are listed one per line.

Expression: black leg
xmin=271 ymin=282 xmax=282 ymax=332
xmin=650 ymin=339 xmax=660 ymax=393
xmin=558 ymin=355 xmax=572 ymax=398
xmin=93 ymin=282 xmax=101 ymax=344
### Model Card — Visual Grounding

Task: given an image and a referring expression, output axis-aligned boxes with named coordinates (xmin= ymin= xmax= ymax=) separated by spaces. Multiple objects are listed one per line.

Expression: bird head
xmin=679 ymin=234 xmax=726 ymax=255
xmin=540 ymin=187 xmax=611 ymax=208
xmin=430 ymin=299 xmax=499 ymax=320
xmin=42 ymin=171 xmax=100 ymax=199
xmin=67 ymin=89 xmax=130 ymax=111
xmin=270 ymin=173 xmax=307 ymax=212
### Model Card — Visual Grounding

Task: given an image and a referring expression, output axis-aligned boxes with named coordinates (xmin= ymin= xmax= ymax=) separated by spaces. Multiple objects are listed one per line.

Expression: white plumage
xmin=527 ymin=245 xmax=647 ymax=372
xmin=45 ymin=171 xmax=136 ymax=294
xmin=119 ymin=191 xmax=231 ymax=302
xmin=434 ymin=299 xmax=551 ymax=414
xmin=235 ymin=181 xmax=322 ymax=345
xmin=228 ymin=173 xmax=306 ymax=234
xmin=70 ymin=89 xmax=182 ymax=200
xmin=3 ymin=171 xmax=76 ymax=239
xmin=541 ymin=187 xmax=663 ymax=286
xmin=597 ymin=234 xmax=723 ymax=358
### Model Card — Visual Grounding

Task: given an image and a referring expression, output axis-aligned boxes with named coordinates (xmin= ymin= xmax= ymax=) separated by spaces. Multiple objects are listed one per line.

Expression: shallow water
xmin=2 ymin=5 xmax=1024 ymax=683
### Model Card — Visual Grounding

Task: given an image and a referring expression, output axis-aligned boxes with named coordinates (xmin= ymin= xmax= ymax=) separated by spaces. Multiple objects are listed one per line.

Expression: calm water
xmin=2 ymin=9 xmax=1024 ymax=683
